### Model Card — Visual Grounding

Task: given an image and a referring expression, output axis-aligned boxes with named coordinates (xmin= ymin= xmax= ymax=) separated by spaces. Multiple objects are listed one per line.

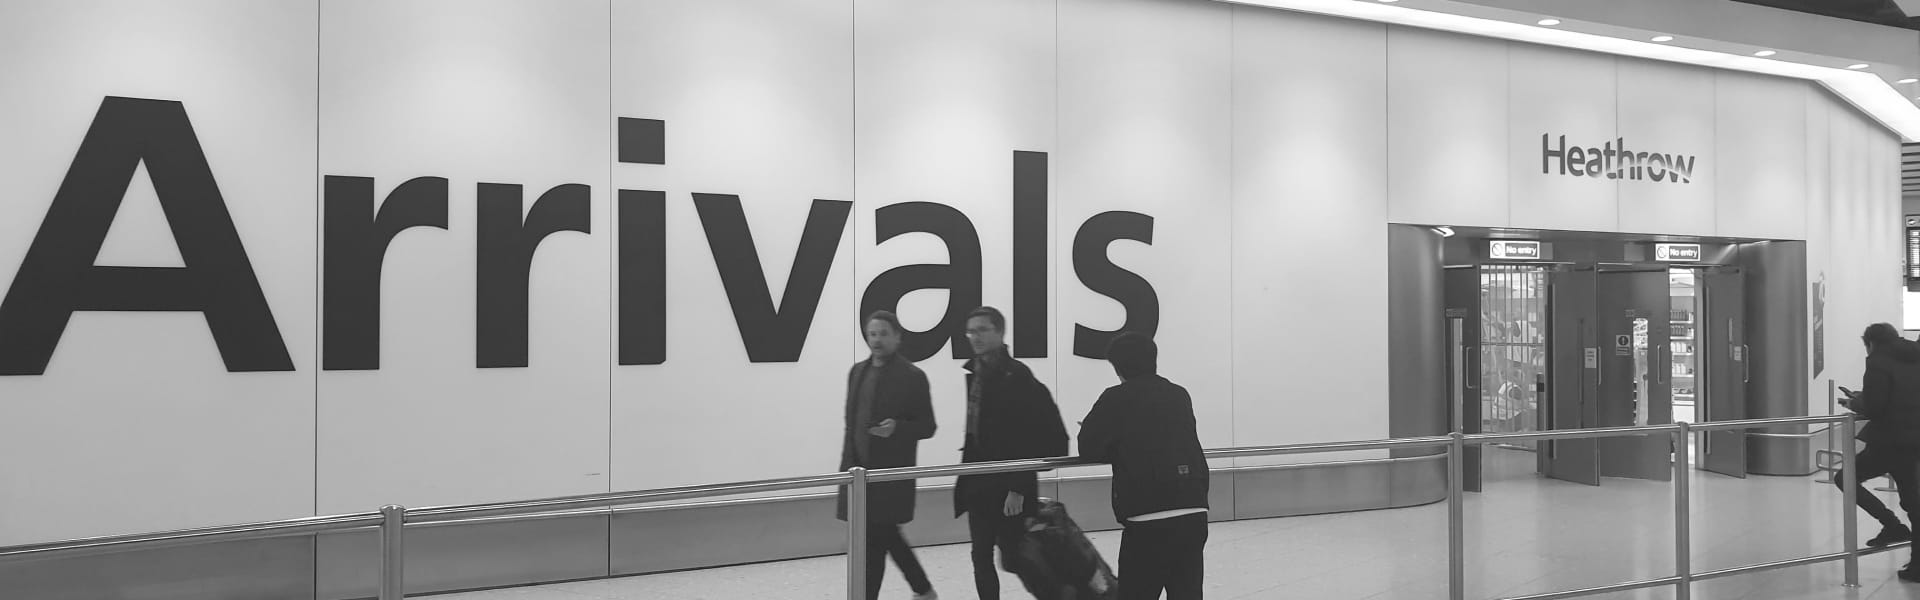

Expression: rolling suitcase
xmin=1003 ymin=498 xmax=1119 ymax=600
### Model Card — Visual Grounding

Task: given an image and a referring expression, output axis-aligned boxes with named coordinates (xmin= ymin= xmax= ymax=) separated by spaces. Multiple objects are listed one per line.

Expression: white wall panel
xmin=1058 ymin=0 xmax=1234 ymax=454
xmin=1617 ymin=59 xmax=1717 ymax=236
xmin=1230 ymin=8 xmax=1389 ymax=465
xmin=853 ymin=0 xmax=1056 ymax=484
xmin=1804 ymin=89 xmax=1833 ymax=412
xmin=1823 ymin=105 xmax=1868 ymax=409
xmin=1715 ymin=72 xmax=1808 ymax=239
xmin=317 ymin=0 xmax=610 ymax=512
xmin=1877 ymin=131 xmax=1903 ymax=325
xmin=1507 ymin=44 xmax=1617 ymax=232
xmin=0 ymin=0 xmax=317 ymax=544
xmin=1386 ymin=27 xmax=1508 ymax=228
xmin=611 ymin=0 xmax=853 ymax=492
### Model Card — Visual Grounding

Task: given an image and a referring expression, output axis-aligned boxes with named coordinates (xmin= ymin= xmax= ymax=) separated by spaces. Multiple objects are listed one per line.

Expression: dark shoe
xmin=1870 ymin=525 xmax=1913 ymax=548
xmin=1899 ymin=567 xmax=1920 ymax=583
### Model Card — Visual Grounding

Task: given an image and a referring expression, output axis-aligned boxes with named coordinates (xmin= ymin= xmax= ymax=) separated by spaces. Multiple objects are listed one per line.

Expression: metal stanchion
xmin=1818 ymin=382 xmax=1837 ymax=484
xmin=1449 ymin=432 xmax=1465 ymax=600
xmin=1842 ymin=416 xmax=1861 ymax=588
xmin=379 ymin=504 xmax=405 ymax=600
xmin=847 ymin=468 xmax=868 ymax=600
xmin=1674 ymin=423 xmax=1692 ymax=600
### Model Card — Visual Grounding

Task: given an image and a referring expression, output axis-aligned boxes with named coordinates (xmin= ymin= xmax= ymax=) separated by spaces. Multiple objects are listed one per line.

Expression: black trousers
xmin=1836 ymin=444 xmax=1920 ymax=530
xmin=865 ymin=524 xmax=932 ymax=600
xmin=1118 ymin=513 xmax=1208 ymax=600
xmin=966 ymin=500 xmax=1031 ymax=600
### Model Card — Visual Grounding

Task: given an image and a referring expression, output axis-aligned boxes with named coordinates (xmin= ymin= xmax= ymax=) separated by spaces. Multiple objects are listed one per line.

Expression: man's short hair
xmin=1864 ymin=322 xmax=1902 ymax=348
xmin=1106 ymin=331 xmax=1157 ymax=379
xmin=865 ymin=310 xmax=905 ymax=335
xmin=968 ymin=306 xmax=1007 ymax=332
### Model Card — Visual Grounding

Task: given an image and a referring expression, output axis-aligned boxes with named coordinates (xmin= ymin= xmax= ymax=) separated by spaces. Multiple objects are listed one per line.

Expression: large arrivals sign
xmin=0 ymin=97 xmax=1164 ymax=375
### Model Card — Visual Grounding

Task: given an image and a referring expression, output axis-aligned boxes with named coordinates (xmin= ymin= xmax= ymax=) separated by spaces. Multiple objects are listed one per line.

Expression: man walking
xmin=1079 ymin=332 xmax=1208 ymax=600
xmin=838 ymin=311 xmax=939 ymax=600
xmin=955 ymin=306 xmax=1068 ymax=600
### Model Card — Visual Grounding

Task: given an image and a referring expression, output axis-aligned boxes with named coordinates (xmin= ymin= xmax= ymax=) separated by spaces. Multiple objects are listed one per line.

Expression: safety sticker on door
xmin=1614 ymin=335 xmax=1633 ymax=357
xmin=1585 ymin=348 xmax=1598 ymax=368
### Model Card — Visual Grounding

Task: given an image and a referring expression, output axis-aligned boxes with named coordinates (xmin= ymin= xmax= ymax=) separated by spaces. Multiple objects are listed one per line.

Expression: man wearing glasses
xmin=954 ymin=306 xmax=1068 ymax=600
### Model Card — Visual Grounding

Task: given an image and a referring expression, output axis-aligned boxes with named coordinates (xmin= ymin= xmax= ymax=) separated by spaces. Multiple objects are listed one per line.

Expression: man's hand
xmin=868 ymin=418 xmax=897 ymax=438
xmin=1003 ymin=491 xmax=1024 ymax=517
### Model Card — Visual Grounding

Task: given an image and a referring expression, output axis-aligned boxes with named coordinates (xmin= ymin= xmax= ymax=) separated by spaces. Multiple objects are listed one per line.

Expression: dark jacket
xmin=836 ymin=358 xmax=937 ymax=524
xmin=954 ymin=346 xmax=1069 ymax=517
xmin=1078 ymin=374 xmax=1209 ymax=522
xmin=1853 ymin=338 xmax=1920 ymax=448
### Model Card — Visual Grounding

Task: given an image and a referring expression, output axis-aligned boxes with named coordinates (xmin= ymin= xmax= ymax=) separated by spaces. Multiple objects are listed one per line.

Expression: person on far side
xmin=1078 ymin=331 xmax=1209 ymax=600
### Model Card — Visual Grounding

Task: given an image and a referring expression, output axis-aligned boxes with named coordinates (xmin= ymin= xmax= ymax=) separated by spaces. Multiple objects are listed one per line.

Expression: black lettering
xmin=0 ymin=97 xmax=293 ymax=375
xmin=322 ymin=175 xmax=450 ymax=370
xmin=1013 ymin=151 xmax=1047 ymax=358
xmin=1072 ymin=211 xmax=1159 ymax=359
xmin=695 ymin=194 xmax=850 ymax=363
xmin=1671 ymin=155 xmax=1696 ymax=183
xmin=476 ymin=183 xmax=591 ymax=368
xmin=617 ymin=118 xmax=665 ymax=165
xmin=859 ymin=202 xmax=983 ymax=362
xmin=618 ymin=190 xmax=666 ymax=365
xmin=1542 ymin=134 xmax=1565 ymax=175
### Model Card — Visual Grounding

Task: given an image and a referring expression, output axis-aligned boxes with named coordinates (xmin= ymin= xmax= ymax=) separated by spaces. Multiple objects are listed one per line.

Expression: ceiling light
xmin=1377 ymin=0 xmax=1398 ymax=3
xmin=1650 ymin=35 xmax=1674 ymax=42
xmin=1537 ymin=18 xmax=1560 ymax=26
xmin=1848 ymin=63 xmax=1870 ymax=70
xmin=1901 ymin=78 xmax=1918 ymax=84
xmin=1432 ymin=226 xmax=1455 ymax=238
xmin=1754 ymin=50 xmax=1776 ymax=57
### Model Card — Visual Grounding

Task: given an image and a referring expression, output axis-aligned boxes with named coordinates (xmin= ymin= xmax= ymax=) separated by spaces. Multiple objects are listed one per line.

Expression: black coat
xmin=1078 ymin=374 xmax=1210 ymax=522
xmin=836 ymin=358 xmax=937 ymax=524
xmin=954 ymin=346 xmax=1069 ymax=517
xmin=1853 ymin=339 xmax=1920 ymax=448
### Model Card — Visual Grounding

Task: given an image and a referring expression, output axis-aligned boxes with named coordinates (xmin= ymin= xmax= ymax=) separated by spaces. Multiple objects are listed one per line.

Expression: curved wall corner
xmin=1388 ymin=224 xmax=1449 ymax=461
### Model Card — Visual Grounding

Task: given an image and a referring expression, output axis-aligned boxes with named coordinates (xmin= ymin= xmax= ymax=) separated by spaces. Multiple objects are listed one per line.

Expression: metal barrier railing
xmin=0 ymin=414 xmax=1875 ymax=600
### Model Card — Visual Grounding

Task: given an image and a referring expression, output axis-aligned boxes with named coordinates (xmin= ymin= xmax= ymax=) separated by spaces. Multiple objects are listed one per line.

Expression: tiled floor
xmin=430 ymin=448 xmax=1920 ymax=599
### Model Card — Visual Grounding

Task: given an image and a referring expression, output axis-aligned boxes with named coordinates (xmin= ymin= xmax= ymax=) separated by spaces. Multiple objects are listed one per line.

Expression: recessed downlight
xmin=1754 ymin=50 xmax=1777 ymax=57
xmin=1537 ymin=18 xmax=1561 ymax=26
xmin=1848 ymin=63 xmax=1871 ymax=70
xmin=1901 ymin=78 xmax=1918 ymax=84
xmin=1650 ymin=35 xmax=1674 ymax=42
xmin=1377 ymin=0 xmax=1399 ymax=3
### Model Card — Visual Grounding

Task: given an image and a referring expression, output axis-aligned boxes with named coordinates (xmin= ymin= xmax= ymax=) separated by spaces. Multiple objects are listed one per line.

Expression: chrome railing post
xmin=1448 ymin=431 xmax=1465 ymax=600
xmin=1819 ymin=381 xmax=1838 ymax=484
xmin=1842 ymin=415 xmax=1860 ymax=588
xmin=847 ymin=467 xmax=868 ymax=600
xmin=1673 ymin=423 xmax=1692 ymax=600
xmin=379 ymin=504 xmax=405 ymax=600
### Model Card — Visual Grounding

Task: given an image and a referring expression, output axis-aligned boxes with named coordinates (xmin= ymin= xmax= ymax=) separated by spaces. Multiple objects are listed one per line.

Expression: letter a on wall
xmin=0 ymin=97 xmax=293 ymax=375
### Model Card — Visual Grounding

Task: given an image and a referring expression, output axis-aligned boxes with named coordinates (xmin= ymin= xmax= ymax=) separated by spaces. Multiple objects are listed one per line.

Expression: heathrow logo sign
xmin=1541 ymin=134 xmax=1699 ymax=184
xmin=0 ymin=97 xmax=1162 ymax=375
